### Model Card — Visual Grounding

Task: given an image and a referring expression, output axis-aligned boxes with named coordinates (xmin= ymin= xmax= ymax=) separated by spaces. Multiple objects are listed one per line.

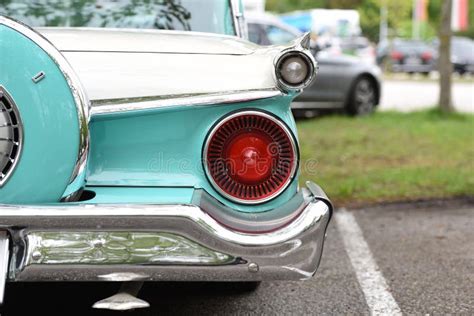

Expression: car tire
xmin=346 ymin=77 xmax=377 ymax=116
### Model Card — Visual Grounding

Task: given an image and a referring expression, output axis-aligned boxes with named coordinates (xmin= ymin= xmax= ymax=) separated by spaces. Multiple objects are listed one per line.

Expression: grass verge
xmin=297 ymin=109 xmax=474 ymax=206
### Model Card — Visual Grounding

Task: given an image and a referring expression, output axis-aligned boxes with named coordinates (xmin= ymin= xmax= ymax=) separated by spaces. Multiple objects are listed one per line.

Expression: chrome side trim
xmin=0 ymin=200 xmax=328 ymax=247
xmin=0 ymin=86 xmax=23 ymax=187
xmin=90 ymin=89 xmax=283 ymax=116
xmin=0 ymin=16 xmax=90 ymax=194
xmin=202 ymin=110 xmax=299 ymax=205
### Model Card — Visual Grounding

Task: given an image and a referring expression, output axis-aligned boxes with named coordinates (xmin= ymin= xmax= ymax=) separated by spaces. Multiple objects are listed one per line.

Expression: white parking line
xmin=335 ymin=208 xmax=402 ymax=315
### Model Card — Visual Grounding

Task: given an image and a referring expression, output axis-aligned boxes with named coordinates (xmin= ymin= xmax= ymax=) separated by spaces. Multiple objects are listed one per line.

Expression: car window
xmin=265 ymin=25 xmax=297 ymax=45
xmin=0 ymin=0 xmax=236 ymax=36
xmin=248 ymin=23 xmax=262 ymax=44
xmin=393 ymin=41 xmax=431 ymax=52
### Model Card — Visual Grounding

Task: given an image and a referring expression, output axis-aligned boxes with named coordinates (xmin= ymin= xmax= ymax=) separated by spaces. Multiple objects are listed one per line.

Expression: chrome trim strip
xmin=229 ymin=0 xmax=245 ymax=38
xmin=0 ymin=200 xmax=328 ymax=247
xmin=202 ymin=110 xmax=299 ymax=205
xmin=0 ymin=16 xmax=90 ymax=194
xmin=90 ymin=90 xmax=283 ymax=116
xmin=0 ymin=85 xmax=23 ymax=187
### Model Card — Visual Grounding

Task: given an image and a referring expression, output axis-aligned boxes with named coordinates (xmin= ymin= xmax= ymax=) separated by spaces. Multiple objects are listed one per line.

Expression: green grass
xmin=297 ymin=109 xmax=474 ymax=206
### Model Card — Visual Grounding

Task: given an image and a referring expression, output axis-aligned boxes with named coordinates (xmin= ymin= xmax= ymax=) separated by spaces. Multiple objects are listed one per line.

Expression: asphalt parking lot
xmin=3 ymin=202 xmax=474 ymax=315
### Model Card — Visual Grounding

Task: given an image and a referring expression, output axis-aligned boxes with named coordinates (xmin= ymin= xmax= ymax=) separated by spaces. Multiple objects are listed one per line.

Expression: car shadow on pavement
xmin=2 ymin=281 xmax=258 ymax=315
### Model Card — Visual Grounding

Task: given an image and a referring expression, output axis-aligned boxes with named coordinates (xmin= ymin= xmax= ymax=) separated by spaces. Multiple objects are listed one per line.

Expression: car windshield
xmin=0 ymin=0 xmax=235 ymax=36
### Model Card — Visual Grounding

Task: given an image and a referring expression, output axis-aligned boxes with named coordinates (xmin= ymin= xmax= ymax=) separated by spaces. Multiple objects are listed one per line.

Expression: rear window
xmin=0 ymin=0 xmax=236 ymax=36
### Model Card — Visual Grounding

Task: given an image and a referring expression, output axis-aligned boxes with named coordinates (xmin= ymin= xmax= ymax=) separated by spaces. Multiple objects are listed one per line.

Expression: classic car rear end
xmin=377 ymin=39 xmax=436 ymax=75
xmin=0 ymin=1 xmax=331 ymax=310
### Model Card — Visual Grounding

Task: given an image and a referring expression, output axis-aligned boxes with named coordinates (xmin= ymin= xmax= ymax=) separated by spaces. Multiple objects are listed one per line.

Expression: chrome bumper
xmin=0 ymin=181 xmax=331 ymax=284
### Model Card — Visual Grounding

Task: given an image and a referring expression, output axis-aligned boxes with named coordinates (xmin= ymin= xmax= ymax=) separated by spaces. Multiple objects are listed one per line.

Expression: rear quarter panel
xmin=87 ymin=95 xmax=299 ymax=213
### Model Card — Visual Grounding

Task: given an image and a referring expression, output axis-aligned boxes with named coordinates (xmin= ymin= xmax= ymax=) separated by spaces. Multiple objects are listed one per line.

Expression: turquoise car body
xmin=0 ymin=24 xmax=80 ymax=204
xmin=0 ymin=4 xmax=331 ymax=308
xmin=87 ymin=95 xmax=299 ymax=212
xmin=0 ymin=21 xmax=298 ymax=212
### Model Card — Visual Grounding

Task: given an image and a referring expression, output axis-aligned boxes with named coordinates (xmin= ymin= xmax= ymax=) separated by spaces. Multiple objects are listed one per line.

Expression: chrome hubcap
xmin=0 ymin=86 xmax=22 ymax=186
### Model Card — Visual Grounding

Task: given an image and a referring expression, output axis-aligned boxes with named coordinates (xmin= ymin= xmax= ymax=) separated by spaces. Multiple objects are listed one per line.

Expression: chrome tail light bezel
xmin=203 ymin=110 xmax=299 ymax=205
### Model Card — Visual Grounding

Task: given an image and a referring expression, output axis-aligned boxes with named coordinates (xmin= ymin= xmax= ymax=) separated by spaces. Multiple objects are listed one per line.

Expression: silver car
xmin=247 ymin=13 xmax=382 ymax=116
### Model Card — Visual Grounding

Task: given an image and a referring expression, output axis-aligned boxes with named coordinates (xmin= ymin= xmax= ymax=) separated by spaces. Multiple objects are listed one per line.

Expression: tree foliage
xmin=267 ymin=0 xmax=473 ymax=41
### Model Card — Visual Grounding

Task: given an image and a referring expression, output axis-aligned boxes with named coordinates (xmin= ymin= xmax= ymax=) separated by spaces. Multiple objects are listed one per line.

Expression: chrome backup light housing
xmin=274 ymin=33 xmax=317 ymax=93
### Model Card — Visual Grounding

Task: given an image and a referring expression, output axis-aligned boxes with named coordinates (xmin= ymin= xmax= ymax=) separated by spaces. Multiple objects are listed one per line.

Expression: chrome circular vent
xmin=0 ymin=86 xmax=22 ymax=186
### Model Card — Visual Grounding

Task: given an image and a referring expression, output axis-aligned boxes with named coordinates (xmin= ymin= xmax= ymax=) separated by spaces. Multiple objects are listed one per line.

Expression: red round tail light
xmin=204 ymin=111 xmax=298 ymax=204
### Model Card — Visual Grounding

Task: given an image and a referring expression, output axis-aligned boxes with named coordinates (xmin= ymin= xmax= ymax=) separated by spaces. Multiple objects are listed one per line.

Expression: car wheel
xmin=346 ymin=77 xmax=377 ymax=116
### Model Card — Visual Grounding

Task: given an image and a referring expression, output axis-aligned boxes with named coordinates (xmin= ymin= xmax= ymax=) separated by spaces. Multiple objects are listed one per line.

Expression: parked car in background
xmin=432 ymin=36 xmax=474 ymax=75
xmin=0 ymin=0 xmax=332 ymax=311
xmin=340 ymin=36 xmax=376 ymax=65
xmin=451 ymin=37 xmax=474 ymax=75
xmin=377 ymin=39 xmax=436 ymax=75
xmin=247 ymin=12 xmax=382 ymax=116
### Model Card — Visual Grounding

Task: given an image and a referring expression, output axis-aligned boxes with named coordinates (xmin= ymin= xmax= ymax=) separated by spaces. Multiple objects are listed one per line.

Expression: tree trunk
xmin=438 ymin=0 xmax=454 ymax=113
